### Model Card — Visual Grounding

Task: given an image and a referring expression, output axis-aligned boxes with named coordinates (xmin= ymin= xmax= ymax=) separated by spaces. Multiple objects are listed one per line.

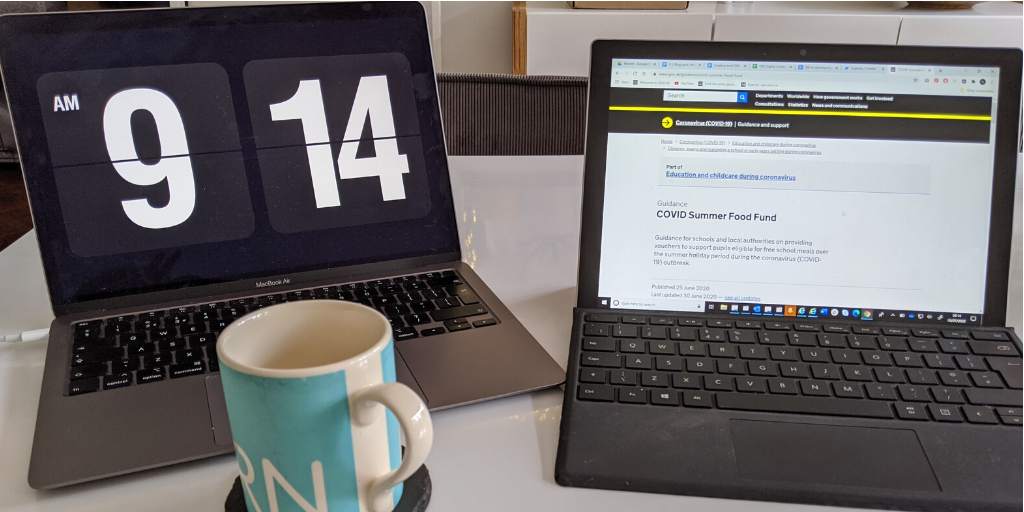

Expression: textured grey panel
xmin=436 ymin=73 xmax=588 ymax=156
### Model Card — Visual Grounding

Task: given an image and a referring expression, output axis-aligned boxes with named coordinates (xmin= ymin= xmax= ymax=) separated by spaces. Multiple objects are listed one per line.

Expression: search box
xmin=663 ymin=90 xmax=747 ymax=103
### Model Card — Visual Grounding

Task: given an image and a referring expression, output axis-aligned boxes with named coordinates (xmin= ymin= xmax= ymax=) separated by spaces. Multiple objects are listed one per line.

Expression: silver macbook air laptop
xmin=0 ymin=2 xmax=564 ymax=489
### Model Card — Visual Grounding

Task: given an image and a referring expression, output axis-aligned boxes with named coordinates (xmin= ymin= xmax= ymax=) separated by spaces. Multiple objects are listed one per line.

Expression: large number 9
xmin=102 ymin=88 xmax=196 ymax=229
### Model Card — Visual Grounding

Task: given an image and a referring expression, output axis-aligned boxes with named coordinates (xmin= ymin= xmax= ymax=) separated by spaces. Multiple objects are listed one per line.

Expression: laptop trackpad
xmin=205 ymin=375 xmax=233 ymax=446
xmin=730 ymin=419 xmax=940 ymax=492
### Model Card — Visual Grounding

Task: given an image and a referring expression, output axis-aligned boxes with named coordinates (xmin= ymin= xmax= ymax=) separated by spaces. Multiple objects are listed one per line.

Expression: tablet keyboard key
xmin=582 ymin=352 xmax=621 ymax=368
xmin=969 ymin=341 xmax=1019 ymax=356
xmin=962 ymin=405 xmax=999 ymax=424
xmin=618 ymin=387 xmax=647 ymax=404
xmin=580 ymin=369 xmax=606 ymax=384
xmin=682 ymin=391 xmax=713 ymax=408
xmin=651 ymin=390 xmax=679 ymax=406
xmin=717 ymin=393 xmax=893 ymax=418
xmin=928 ymin=404 xmax=963 ymax=422
xmin=578 ymin=384 xmax=614 ymax=402
xmin=972 ymin=331 xmax=1010 ymax=341
xmin=986 ymin=358 xmax=1022 ymax=389
xmin=964 ymin=388 xmax=1022 ymax=407
xmin=894 ymin=402 xmax=929 ymax=420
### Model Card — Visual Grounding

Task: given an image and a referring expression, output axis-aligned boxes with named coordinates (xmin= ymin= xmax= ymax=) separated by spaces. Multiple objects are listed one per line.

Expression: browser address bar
xmin=663 ymin=90 xmax=749 ymax=103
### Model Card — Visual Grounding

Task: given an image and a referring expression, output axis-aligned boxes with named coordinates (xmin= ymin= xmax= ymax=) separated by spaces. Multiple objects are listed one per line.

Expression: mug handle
xmin=351 ymin=382 xmax=433 ymax=512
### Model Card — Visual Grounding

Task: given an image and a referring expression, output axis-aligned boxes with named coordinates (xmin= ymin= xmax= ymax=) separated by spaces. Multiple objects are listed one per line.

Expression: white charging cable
xmin=1 ymin=328 xmax=50 ymax=343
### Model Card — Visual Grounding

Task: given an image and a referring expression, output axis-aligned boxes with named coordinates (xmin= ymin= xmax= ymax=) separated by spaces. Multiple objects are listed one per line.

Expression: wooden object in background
xmin=568 ymin=1 xmax=689 ymax=9
xmin=513 ymin=1 xmax=527 ymax=75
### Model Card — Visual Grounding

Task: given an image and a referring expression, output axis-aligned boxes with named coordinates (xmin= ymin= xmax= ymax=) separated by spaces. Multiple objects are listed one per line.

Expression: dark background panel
xmin=608 ymin=111 xmax=991 ymax=143
xmin=244 ymin=53 xmax=421 ymax=148
xmin=258 ymin=136 xmax=432 ymax=234
xmin=37 ymin=63 xmax=241 ymax=168
xmin=52 ymin=151 xmax=254 ymax=258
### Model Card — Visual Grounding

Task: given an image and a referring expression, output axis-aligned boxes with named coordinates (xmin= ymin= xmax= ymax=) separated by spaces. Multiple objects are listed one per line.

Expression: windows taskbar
xmin=703 ymin=302 xmax=982 ymax=326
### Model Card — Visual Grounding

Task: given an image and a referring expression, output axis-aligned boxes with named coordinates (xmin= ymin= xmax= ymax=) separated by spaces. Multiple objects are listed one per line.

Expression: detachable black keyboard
xmin=67 ymin=270 xmax=497 ymax=396
xmin=574 ymin=312 xmax=1023 ymax=426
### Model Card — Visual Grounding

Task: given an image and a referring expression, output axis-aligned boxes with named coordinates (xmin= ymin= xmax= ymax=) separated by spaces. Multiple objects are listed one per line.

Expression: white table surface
xmin=0 ymin=155 xmax=1020 ymax=512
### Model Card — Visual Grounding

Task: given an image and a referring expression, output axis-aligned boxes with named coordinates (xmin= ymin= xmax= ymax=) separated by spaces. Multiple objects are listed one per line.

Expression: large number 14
xmin=270 ymin=75 xmax=410 ymax=209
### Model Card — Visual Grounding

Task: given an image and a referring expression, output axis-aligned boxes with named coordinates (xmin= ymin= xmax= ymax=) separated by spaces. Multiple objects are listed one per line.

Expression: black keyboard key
xmin=852 ymin=326 xmax=880 ymax=335
xmin=847 ymin=335 xmax=878 ymax=350
xmin=188 ymin=333 xmax=217 ymax=347
xmin=136 ymin=368 xmax=165 ymax=384
xmin=704 ymin=376 xmax=734 ymax=391
xmin=72 ymin=347 xmax=123 ymax=366
xmin=677 ymin=319 xmax=702 ymax=327
xmin=764 ymin=322 xmax=791 ymax=331
xmin=584 ymin=313 xmax=618 ymax=323
xmin=422 ymin=289 xmax=447 ymax=300
xmin=446 ymin=321 xmax=471 ymax=333
xmin=394 ymin=327 xmax=418 ymax=341
xmin=69 ymin=378 xmax=101 ymax=395
xmin=699 ymin=329 xmax=726 ymax=342
xmin=429 ymin=304 xmax=487 ymax=322
xmin=893 ymin=353 xmax=923 ymax=368
xmin=906 ymin=369 xmax=938 ymax=385
xmin=941 ymin=330 xmax=970 ymax=340
xmin=928 ymin=404 xmax=963 ymax=422
xmin=625 ymin=355 xmax=652 ymax=370
xmin=717 ymin=360 xmax=745 ymax=375
xmin=861 ymin=351 xmax=891 ymax=366
xmin=143 ymin=353 xmax=174 ymax=369
xmin=620 ymin=340 xmax=645 ymax=353
xmin=758 ymin=331 xmax=785 ymax=345
xmin=609 ymin=370 xmax=637 ymax=386
xmin=972 ymin=331 xmax=1010 ymax=341
xmin=650 ymin=317 xmax=674 ymax=326
xmin=969 ymin=341 xmax=1019 ymax=357
xmin=717 ymin=393 xmax=893 ymax=418
xmin=622 ymin=315 xmax=645 ymax=324
xmin=649 ymin=341 xmax=676 ymax=355
xmin=669 ymin=327 xmax=696 ymax=341
xmin=865 ymin=383 xmax=897 ymax=400
xmin=841 ymin=366 xmax=872 ymax=382
xmin=954 ymin=355 xmax=986 ymax=371
xmin=930 ymin=387 xmax=964 ymax=404
xmin=672 ymin=373 xmax=700 ymax=389
xmin=736 ymin=377 xmax=767 ymax=393
xmin=897 ymin=385 xmax=931 ymax=402
xmin=882 ymin=327 xmax=910 ymax=336
xmin=894 ymin=402 xmax=929 ymax=420
xmin=987 ymin=357 xmax=1023 ymax=389
xmin=642 ymin=326 xmax=667 ymax=340
xmin=170 ymin=361 xmax=206 ymax=378
xmin=158 ymin=338 xmax=188 ymax=352
xmin=823 ymin=325 xmax=848 ymax=333
xmin=103 ymin=373 xmax=132 ymax=390
xmin=679 ymin=342 xmax=706 ymax=356
xmin=938 ymin=339 xmax=969 ymax=354
xmin=618 ymin=387 xmax=647 ymax=404
xmin=651 ymin=389 xmax=679 ymax=406
xmin=435 ymin=297 xmax=461 ymax=309
xmin=578 ymin=384 xmax=614 ymax=402
xmin=794 ymin=323 xmax=819 ymax=332
xmin=405 ymin=313 xmax=432 ymax=326
xmin=707 ymin=320 xmax=732 ymax=328
xmin=686 ymin=358 xmax=713 ymax=373
xmin=420 ymin=327 xmax=445 ymax=337
xmin=878 ymin=337 xmax=908 ymax=351
xmin=964 ymin=388 xmax=1022 ymax=407
xmin=968 ymin=372 xmax=1002 ymax=388
xmin=708 ymin=344 xmax=737 ymax=358
xmin=800 ymin=348 xmax=830 ymax=363
xmin=70 ymin=363 xmax=107 ymax=380
xmin=748 ymin=362 xmax=779 ymax=377
xmin=739 ymin=346 xmax=768 ymax=360
xmin=175 ymin=348 xmax=204 ymax=363
xmin=769 ymin=347 xmax=799 ymax=361
xmin=613 ymin=325 xmax=638 ymax=338
xmin=583 ymin=338 xmax=615 ymax=352
xmin=923 ymin=354 xmax=954 ymax=369
xmin=472 ymin=318 xmax=497 ymax=328
xmin=768 ymin=378 xmax=799 ymax=395
xmin=779 ymin=363 xmax=809 ymax=379
xmin=818 ymin=334 xmax=846 ymax=348
xmin=642 ymin=371 xmax=669 ymax=388
xmin=736 ymin=321 xmax=761 ymax=329
xmin=810 ymin=363 xmax=840 ymax=380
xmin=832 ymin=382 xmax=863 ymax=398
xmin=655 ymin=356 xmax=682 ymax=372
xmin=874 ymin=367 xmax=904 ymax=383
xmin=581 ymin=352 xmax=621 ymax=368
xmin=410 ymin=301 xmax=436 ymax=313
xmin=962 ymin=405 xmax=999 ymax=424
xmin=788 ymin=332 xmax=815 ymax=347
xmin=830 ymin=349 xmax=858 ymax=364
xmin=682 ymin=391 xmax=713 ymax=408
xmin=909 ymin=339 xmax=938 ymax=353
xmin=729 ymin=330 xmax=756 ymax=344
xmin=912 ymin=329 xmax=940 ymax=338
xmin=580 ymin=369 xmax=606 ymax=384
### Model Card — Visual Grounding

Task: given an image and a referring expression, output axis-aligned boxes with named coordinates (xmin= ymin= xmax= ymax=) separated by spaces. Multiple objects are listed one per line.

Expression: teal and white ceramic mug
xmin=217 ymin=300 xmax=432 ymax=512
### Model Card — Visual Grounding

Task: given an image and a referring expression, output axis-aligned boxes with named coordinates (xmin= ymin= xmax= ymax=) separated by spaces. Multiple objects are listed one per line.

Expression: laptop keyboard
xmin=66 ymin=270 xmax=496 ymax=396
xmin=575 ymin=313 xmax=1023 ymax=426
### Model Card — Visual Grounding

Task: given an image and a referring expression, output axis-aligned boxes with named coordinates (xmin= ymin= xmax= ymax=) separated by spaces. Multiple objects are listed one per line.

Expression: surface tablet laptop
xmin=0 ymin=2 xmax=564 ymax=489
xmin=556 ymin=41 xmax=1022 ymax=511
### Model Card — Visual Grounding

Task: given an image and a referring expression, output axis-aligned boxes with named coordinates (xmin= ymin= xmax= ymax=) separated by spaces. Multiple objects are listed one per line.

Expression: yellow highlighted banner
xmin=609 ymin=105 xmax=991 ymax=121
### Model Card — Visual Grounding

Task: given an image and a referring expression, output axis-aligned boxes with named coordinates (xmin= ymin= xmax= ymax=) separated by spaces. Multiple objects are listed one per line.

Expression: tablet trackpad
xmin=730 ymin=419 xmax=940 ymax=492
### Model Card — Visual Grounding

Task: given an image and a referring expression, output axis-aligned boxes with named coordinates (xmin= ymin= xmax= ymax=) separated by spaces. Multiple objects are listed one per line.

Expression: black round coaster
xmin=225 ymin=464 xmax=431 ymax=512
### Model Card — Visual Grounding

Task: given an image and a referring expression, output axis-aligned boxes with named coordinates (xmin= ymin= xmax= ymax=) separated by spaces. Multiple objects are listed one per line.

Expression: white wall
xmin=183 ymin=1 xmax=515 ymax=74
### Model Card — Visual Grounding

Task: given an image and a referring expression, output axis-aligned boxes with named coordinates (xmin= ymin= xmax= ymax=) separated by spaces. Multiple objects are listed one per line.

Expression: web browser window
xmin=597 ymin=58 xmax=1001 ymax=324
